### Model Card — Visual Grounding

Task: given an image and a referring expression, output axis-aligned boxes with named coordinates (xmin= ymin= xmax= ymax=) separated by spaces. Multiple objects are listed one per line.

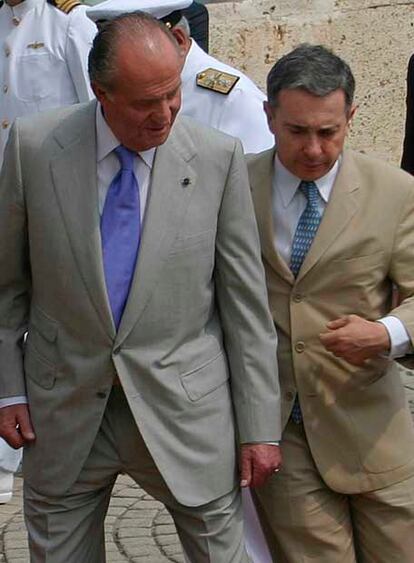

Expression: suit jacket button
xmin=295 ymin=341 xmax=305 ymax=353
xmin=285 ymin=391 xmax=295 ymax=401
xmin=96 ymin=391 xmax=107 ymax=399
xmin=293 ymin=293 xmax=303 ymax=303
xmin=113 ymin=346 xmax=121 ymax=355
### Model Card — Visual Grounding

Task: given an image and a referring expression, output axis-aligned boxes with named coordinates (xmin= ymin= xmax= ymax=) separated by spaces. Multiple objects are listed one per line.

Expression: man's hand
xmin=320 ymin=314 xmax=390 ymax=367
xmin=0 ymin=404 xmax=35 ymax=449
xmin=240 ymin=443 xmax=282 ymax=488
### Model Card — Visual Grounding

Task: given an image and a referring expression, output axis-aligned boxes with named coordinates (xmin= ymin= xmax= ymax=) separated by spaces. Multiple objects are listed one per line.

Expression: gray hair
xmin=88 ymin=11 xmax=179 ymax=91
xmin=267 ymin=44 xmax=355 ymax=112
xmin=173 ymin=15 xmax=191 ymax=36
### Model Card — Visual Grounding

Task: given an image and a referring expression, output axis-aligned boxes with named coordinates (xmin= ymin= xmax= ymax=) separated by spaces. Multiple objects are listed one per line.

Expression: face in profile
xmin=265 ymin=88 xmax=356 ymax=181
xmin=94 ymin=34 xmax=182 ymax=153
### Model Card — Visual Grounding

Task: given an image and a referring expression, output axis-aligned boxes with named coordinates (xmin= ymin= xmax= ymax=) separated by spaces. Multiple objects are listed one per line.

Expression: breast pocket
xmin=13 ymin=52 xmax=64 ymax=102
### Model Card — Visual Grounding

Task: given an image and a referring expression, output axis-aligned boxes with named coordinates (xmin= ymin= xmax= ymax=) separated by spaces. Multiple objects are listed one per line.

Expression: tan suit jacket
xmin=0 ymin=101 xmax=281 ymax=505
xmin=248 ymin=148 xmax=414 ymax=494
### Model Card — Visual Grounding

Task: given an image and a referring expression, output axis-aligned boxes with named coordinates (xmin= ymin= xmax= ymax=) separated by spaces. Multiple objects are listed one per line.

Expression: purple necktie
xmin=101 ymin=145 xmax=141 ymax=329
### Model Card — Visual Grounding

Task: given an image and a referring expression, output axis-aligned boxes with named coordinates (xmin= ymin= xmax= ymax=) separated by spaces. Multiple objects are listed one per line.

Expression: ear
xmin=171 ymin=27 xmax=191 ymax=56
xmin=91 ymin=82 xmax=109 ymax=105
xmin=346 ymin=104 xmax=357 ymax=128
xmin=263 ymin=101 xmax=276 ymax=134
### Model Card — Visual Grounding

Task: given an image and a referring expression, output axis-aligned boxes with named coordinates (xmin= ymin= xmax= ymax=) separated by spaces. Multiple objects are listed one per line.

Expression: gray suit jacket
xmin=0 ymin=101 xmax=281 ymax=505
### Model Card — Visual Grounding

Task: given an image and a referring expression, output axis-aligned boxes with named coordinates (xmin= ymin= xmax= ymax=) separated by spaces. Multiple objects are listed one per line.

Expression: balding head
xmin=88 ymin=11 xmax=181 ymax=92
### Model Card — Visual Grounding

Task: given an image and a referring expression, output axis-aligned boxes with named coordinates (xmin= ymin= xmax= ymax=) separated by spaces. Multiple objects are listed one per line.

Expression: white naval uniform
xmin=0 ymin=0 xmax=96 ymax=168
xmin=0 ymin=0 xmax=96 ymax=479
xmin=180 ymin=40 xmax=274 ymax=154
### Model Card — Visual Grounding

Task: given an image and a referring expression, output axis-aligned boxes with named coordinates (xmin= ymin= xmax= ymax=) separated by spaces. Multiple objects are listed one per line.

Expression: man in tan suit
xmin=0 ymin=12 xmax=282 ymax=562
xmin=248 ymin=44 xmax=414 ymax=562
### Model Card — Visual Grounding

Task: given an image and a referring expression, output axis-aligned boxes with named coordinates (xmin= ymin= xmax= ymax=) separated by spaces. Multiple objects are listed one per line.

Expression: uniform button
xmin=12 ymin=16 xmax=20 ymax=26
xmin=295 ymin=341 xmax=305 ymax=353
xmin=285 ymin=391 xmax=295 ymax=401
xmin=96 ymin=391 xmax=107 ymax=399
xmin=293 ymin=293 xmax=303 ymax=303
xmin=1 ymin=120 xmax=9 ymax=129
xmin=3 ymin=85 xmax=7 ymax=93
xmin=4 ymin=46 xmax=10 ymax=57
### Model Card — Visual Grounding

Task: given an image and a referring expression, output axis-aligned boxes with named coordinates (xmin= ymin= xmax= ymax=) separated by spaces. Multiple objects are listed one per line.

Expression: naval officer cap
xmin=86 ymin=0 xmax=192 ymax=27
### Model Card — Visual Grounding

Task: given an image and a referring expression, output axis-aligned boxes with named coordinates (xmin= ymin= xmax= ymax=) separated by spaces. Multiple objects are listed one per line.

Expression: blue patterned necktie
xmin=290 ymin=180 xmax=322 ymax=423
xmin=101 ymin=145 xmax=141 ymax=330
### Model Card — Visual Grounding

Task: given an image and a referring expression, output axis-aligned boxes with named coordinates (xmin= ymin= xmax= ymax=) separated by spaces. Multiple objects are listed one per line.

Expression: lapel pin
xmin=181 ymin=177 xmax=191 ymax=187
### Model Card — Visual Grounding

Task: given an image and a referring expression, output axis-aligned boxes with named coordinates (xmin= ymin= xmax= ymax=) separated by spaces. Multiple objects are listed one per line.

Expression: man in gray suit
xmin=0 ymin=12 xmax=281 ymax=563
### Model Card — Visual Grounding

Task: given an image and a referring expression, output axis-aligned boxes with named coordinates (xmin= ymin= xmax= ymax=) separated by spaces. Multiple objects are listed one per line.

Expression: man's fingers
xmin=241 ymin=444 xmax=282 ymax=488
xmin=326 ymin=316 xmax=349 ymax=330
xmin=0 ymin=404 xmax=35 ymax=448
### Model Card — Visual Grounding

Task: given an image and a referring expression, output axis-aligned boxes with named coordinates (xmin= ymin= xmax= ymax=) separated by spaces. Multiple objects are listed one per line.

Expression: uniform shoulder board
xmin=196 ymin=68 xmax=240 ymax=95
xmin=47 ymin=0 xmax=81 ymax=14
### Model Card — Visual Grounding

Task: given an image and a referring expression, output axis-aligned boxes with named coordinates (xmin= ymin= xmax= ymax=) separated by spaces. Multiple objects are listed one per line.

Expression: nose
xmin=304 ymin=135 xmax=322 ymax=159
xmin=155 ymin=99 xmax=174 ymax=124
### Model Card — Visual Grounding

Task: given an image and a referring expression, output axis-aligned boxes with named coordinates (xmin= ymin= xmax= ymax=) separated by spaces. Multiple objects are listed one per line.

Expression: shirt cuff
xmin=0 ymin=396 xmax=28 ymax=409
xmin=377 ymin=316 xmax=413 ymax=358
xmin=242 ymin=441 xmax=280 ymax=446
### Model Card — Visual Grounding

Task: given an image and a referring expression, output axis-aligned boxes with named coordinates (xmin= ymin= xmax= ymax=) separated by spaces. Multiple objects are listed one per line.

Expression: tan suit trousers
xmin=24 ymin=386 xmax=250 ymax=563
xmin=254 ymin=419 xmax=414 ymax=563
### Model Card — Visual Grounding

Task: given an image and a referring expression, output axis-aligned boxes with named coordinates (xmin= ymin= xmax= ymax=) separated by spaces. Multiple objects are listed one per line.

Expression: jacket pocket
xmin=180 ymin=352 xmax=229 ymax=402
xmin=24 ymin=346 xmax=57 ymax=390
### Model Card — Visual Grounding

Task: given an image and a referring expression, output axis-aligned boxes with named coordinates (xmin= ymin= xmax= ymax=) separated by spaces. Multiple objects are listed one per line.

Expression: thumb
xmin=16 ymin=409 xmax=35 ymax=442
xmin=326 ymin=316 xmax=349 ymax=330
xmin=240 ymin=449 xmax=252 ymax=488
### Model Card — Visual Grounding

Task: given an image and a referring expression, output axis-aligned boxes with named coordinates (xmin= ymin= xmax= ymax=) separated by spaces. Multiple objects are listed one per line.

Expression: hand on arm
xmin=240 ymin=443 xmax=282 ymax=488
xmin=0 ymin=404 xmax=35 ymax=449
xmin=320 ymin=314 xmax=390 ymax=367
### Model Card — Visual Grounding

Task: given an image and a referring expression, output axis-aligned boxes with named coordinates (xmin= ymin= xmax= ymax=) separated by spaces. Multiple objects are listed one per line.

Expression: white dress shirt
xmin=272 ymin=155 xmax=412 ymax=359
xmin=0 ymin=104 xmax=155 ymax=408
xmin=180 ymin=40 xmax=274 ymax=154
xmin=0 ymin=0 xmax=96 ymax=168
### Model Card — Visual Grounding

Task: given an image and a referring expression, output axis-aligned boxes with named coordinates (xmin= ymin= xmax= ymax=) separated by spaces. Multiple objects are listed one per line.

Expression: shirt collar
xmin=95 ymin=103 xmax=156 ymax=169
xmin=274 ymin=153 xmax=340 ymax=208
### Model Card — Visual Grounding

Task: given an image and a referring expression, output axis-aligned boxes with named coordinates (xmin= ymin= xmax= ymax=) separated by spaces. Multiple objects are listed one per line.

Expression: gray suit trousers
xmin=24 ymin=386 xmax=250 ymax=563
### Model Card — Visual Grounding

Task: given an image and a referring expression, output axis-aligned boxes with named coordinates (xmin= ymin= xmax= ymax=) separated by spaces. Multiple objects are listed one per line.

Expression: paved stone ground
xmin=1 ymin=367 xmax=414 ymax=562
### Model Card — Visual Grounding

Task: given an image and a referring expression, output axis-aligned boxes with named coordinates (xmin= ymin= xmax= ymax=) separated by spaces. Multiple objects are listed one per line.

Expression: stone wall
xmin=207 ymin=0 xmax=414 ymax=163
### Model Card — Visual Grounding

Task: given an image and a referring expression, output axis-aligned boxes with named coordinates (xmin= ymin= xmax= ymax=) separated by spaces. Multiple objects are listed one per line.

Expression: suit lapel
xmin=249 ymin=149 xmax=294 ymax=285
xmin=297 ymin=150 xmax=360 ymax=281
xmin=115 ymin=119 xmax=197 ymax=346
xmin=51 ymin=101 xmax=115 ymax=338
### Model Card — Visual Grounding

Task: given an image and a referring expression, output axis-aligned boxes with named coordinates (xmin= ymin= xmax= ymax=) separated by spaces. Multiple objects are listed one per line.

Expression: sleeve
xmin=217 ymin=87 xmax=275 ymax=154
xmin=214 ymin=139 xmax=281 ymax=443
xmin=401 ymin=54 xmax=414 ymax=174
xmin=65 ymin=6 xmax=97 ymax=103
xmin=0 ymin=122 xmax=31 ymax=399
xmin=386 ymin=182 xmax=414 ymax=341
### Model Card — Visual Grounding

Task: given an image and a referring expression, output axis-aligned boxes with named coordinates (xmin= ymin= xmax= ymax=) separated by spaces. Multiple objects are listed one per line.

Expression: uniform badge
xmin=196 ymin=68 xmax=240 ymax=95
xmin=27 ymin=42 xmax=45 ymax=49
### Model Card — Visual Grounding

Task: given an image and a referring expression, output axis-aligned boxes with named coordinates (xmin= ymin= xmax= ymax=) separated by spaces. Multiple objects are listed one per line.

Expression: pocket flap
xmin=30 ymin=307 xmax=58 ymax=343
xmin=25 ymin=347 xmax=56 ymax=390
xmin=180 ymin=352 xmax=229 ymax=402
